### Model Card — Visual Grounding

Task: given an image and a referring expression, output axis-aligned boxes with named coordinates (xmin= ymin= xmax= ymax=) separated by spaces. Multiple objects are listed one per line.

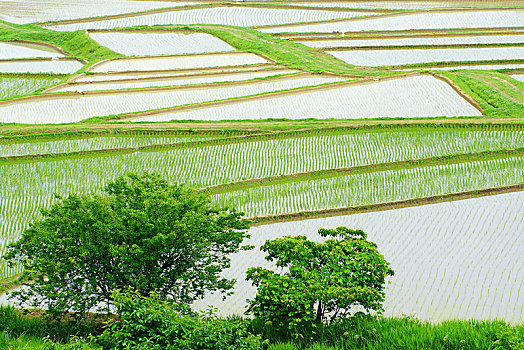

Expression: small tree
xmin=3 ymin=173 xmax=250 ymax=315
xmin=246 ymin=227 xmax=394 ymax=334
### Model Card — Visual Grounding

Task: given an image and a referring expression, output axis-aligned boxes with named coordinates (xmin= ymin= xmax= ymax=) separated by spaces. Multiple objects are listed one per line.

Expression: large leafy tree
xmin=4 ymin=173 xmax=250 ymax=315
xmin=246 ymin=227 xmax=394 ymax=334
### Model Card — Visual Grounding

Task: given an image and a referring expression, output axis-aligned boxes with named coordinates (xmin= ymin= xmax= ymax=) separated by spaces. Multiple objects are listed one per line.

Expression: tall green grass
xmin=256 ymin=316 xmax=523 ymax=350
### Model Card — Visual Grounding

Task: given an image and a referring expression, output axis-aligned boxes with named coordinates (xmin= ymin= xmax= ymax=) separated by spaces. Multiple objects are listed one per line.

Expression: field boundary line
xmin=67 ymin=63 xmax=278 ymax=82
xmin=275 ymin=27 xmax=524 ymax=37
xmin=0 ymin=71 xmax=312 ymax=106
xmin=5 ymin=39 xmax=70 ymax=56
xmin=4 ymin=122 xmax=524 ymax=144
xmin=462 ymin=72 xmax=524 ymax=104
xmin=248 ymin=183 xmax=524 ymax=225
xmin=84 ymin=50 xmax=269 ymax=73
xmin=295 ymin=30 xmax=524 ymax=41
xmin=38 ymin=3 xmax=223 ymax=26
xmin=429 ymin=73 xmax=484 ymax=113
xmin=45 ymin=67 xmax=296 ymax=93
xmin=119 ymin=72 xmax=419 ymax=120
xmin=254 ymin=7 xmax=524 ymax=30
xmin=203 ymin=147 xmax=524 ymax=194
xmin=0 ymin=57 xmax=86 ymax=64
xmin=322 ymin=43 xmax=524 ymax=51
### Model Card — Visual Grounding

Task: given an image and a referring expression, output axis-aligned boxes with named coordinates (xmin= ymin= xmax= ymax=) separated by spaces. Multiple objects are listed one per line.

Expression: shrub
xmin=98 ymin=288 xmax=262 ymax=350
xmin=246 ymin=227 xmax=394 ymax=336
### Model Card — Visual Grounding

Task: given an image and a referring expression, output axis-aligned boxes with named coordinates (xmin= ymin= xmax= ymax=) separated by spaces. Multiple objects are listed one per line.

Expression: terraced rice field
xmin=0 ymin=134 xmax=210 ymax=157
xmin=0 ymin=42 xmax=64 ymax=59
xmin=1 ymin=0 xmax=524 ymax=325
xmin=44 ymin=7 xmax=381 ymax=32
xmin=262 ymin=10 xmax=524 ymax=33
xmin=0 ymin=60 xmax=84 ymax=74
xmin=298 ymin=34 xmax=524 ymax=48
xmin=88 ymin=32 xmax=236 ymax=56
xmin=214 ymin=156 xmax=524 ymax=216
xmin=89 ymin=52 xmax=270 ymax=72
xmin=72 ymin=65 xmax=281 ymax=82
xmin=0 ymin=74 xmax=345 ymax=124
xmin=397 ymin=63 xmax=524 ymax=71
xmin=277 ymin=1 xmax=524 ymax=9
xmin=0 ymin=0 xmax=194 ymax=24
xmin=3 ymin=127 xmax=524 ymax=277
xmin=0 ymin=75 xmax=62 ymax=100
xmin=137 ymin=75 xmax=481 ymax=121
xmin=193 ymin=191 xmax=524 ymax=323
xmin=328 ymin=47 xmax=524 ymax=67
xmin=50 ymin=69 xmax=298 ymax=93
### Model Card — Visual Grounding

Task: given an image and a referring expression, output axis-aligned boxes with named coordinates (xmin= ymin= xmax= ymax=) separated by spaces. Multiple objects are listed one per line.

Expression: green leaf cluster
xmin=98 ymin=288 xmax=262 ymax=350
xmin=3 ymin=173 xmax=249 ymax=315
xmin=246 ymin=227 xmax=394 ymax=335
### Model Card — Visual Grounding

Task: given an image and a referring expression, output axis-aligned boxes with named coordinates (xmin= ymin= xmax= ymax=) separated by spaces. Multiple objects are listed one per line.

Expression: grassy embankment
xmin=1 ymin=306 xmax=522 ymax=350
xmin=0 ymin=20 xmax=122 ymax=65
xmin=439 ymin=71 xmax=524 ymax=117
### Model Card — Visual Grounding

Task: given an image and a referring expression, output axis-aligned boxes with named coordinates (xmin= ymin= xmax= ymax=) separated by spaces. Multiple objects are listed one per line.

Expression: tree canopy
xmin=3 ymin=173 xmax=250 ymax=315
xmin=246 ymin=227 xmax=394 ymax=334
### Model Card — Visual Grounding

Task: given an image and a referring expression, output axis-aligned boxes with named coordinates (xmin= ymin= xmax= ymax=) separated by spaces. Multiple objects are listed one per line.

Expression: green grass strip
xmin=0 ymin=20 xmax=122 ymax=65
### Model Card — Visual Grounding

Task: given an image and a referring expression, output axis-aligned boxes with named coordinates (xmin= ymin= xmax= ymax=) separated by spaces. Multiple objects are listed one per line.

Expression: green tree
xmin=3 ymin=173 xmax=250 ymax=315
xmin=246 ymin=227 xmax=394 ymax=334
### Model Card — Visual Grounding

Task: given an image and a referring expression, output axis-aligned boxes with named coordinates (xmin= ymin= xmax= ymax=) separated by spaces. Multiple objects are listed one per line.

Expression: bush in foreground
xmin=247 ymin=227 xmax=394 ymax=336
xmin=98 ymin=288 xmax=262 ymax=350
xmin=3 ymin=173 xmax=250 ymax=316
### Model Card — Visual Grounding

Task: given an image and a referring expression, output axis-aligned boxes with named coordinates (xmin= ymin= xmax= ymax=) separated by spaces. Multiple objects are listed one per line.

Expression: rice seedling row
xmin=0 ymin=74 xmax=345 ymax=124
xmin=0 ymin=0 xmax=195 ymax=24
xmin=87 ymin=32 xmax=236 ymax=56
xmin=261 ymin=10 xmax=524 ymax=33
xmin=43 ymin=7 xmax=382 ymax=32
xmin=137 ymin=75 xmax=481 ymax=122
xmin=298 ymin=34 xmax=524 ymax=48
xmin=327 ymin=47 xmax=524 ymax=67
xmin=192 ymin=191 xmax=524 ymax=323
xmin=1 ymin=127 xmax=524 ymax=278
xmin=0 ymin=60 xmax=84 ymax=74
xmin=89 ymin=53 xmax=270 ymax=73
xmin=213 ymin=156 xmax=524 ymax=216
xmin=0 ymin=75 xmax=62 ymax=101
xmin=0 ymin=135 xmax=212 ymax=158
xmin=51 ymin=69 xmax=299 ymax=93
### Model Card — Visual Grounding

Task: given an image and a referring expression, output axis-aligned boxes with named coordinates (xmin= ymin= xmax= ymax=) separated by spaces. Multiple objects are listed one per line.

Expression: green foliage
xmin=98 ymin=288 xmax=262 ymax=350
xmin=3 ymin=173 xmax=250 ymax=315
xmin=491 ymin=324 xmax=524 ymax=350
xmin=0 ymin=20 xmax=121 ymax=64
xmin=439 ymin=71 xmax=524 ymax=117
xmin=246 ymin=227 xmax=394 ymax=335
xmin=253 ymin=315 xmax=522 ymax=350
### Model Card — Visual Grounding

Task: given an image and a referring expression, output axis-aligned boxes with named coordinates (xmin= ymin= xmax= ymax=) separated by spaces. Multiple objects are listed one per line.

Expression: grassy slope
xmin=0 ymin=20 xmax=122 ymax=65
xmin=440 ymin=71 xmax=524 ymax=117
